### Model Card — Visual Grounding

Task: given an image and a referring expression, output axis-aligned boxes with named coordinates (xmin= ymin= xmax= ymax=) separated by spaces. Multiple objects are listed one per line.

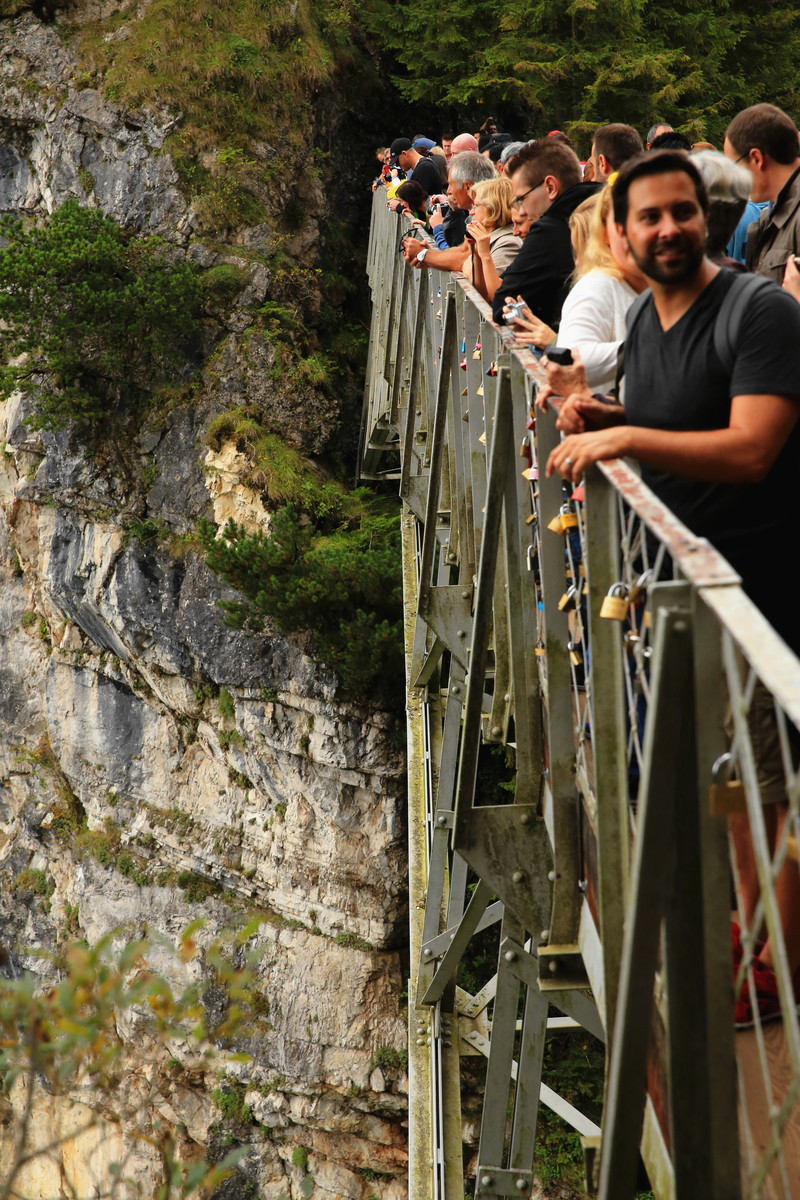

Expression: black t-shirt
xmin=625 ymin=268 xmax=800 ymax=649
xmin=408 ymin=156 xmax=442 ymax=198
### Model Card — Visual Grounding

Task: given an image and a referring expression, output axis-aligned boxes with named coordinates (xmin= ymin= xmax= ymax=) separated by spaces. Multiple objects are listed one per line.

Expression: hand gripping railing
xmin=361 ymin=191 xmax=800 ymax=1200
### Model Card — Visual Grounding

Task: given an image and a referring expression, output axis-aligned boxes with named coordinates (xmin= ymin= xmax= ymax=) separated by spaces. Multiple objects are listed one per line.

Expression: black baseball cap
xmin=389 ymin=137 xmax=412 ymax=166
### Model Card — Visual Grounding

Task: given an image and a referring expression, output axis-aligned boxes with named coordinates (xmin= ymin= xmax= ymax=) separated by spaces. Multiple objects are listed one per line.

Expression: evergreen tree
xmin=358 ymin=0 xmax=800 ymax=147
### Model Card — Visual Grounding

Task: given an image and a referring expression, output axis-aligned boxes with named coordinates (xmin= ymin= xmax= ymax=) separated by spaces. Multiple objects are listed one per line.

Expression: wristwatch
xmin=416 ymin=248 xmax=429 ymax=265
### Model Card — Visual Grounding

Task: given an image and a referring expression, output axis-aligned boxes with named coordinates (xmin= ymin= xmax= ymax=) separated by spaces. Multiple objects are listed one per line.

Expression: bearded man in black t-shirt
xmin=542 ymin=150 xmax=800 ymax=1027
xmin=545 ymin=151 xmax=800 ymax=652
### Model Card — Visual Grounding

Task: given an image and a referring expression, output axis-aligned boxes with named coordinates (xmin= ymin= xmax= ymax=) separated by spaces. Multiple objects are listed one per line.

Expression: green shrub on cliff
xmin=197 ymin=494 xmax=403 ymax=698
xmin=0 ymin=199 xmax=200 ymax=430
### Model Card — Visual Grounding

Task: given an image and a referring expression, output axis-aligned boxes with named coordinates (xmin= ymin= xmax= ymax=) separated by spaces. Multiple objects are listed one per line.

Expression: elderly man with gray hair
xmin=401 ymin=150 xmax=497 ymax=270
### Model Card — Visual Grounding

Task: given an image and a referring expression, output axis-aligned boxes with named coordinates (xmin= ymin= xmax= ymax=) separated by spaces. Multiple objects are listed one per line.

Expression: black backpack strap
xmin=615 ymin=287 xmax=653 ymax=392
xmin=713 ymin=271 xmax=773 ymax=374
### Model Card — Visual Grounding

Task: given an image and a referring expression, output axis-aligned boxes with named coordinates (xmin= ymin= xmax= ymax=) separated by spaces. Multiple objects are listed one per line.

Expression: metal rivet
xmin=443 ymin=1040 xmax=452 ymax=1048
xmin=504 ymin=950 xmax=517 ymax=963
xmin=516 ymin=1179 xmax=529 ymax=1192
xmin=547 ymin=870 xmax=555 ymax=882
xmin=491 ymin=726 xmax=502 ymax=738
xmin=437 ymin=815 xmax=447 ymax=826
xmin=457 ymin=629 xmax=466 ymax=638
xmin=470 ymin=1031 xmax=480 ymax=1040
xmin=512 ymin=870 xmax=524 ymax=883
xmin=461 ymin=590 xmax=470 ymax=600
xmin=540 ymin=930 xmax=550 ymax=942
xmin=416 ymin=1038 xmax=426 ymax=1045
xmin=423 ymin=948 xmax=432 ymax=958
xmin=481 ymin=1177 xmax=494 ymax=1188
xmin=450 ymin=686 xmax=461 ymax=696
xmin=504 ymin=693 xmax=510 ymax=702
xmin=548 ymin=959 xmax=558 ymax=974
xmin=519 ymin=812 xmax=530 ymax=826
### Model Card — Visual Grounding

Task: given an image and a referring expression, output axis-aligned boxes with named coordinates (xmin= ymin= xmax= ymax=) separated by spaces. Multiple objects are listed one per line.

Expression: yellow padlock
xmin=558 ymin=586 xmax=579 ymax=613
xmin=628 ymin=570 xmax=651 ymax=605
xmin=599 ymin=583 xmax=630 ymax=620
xmin=568 ymin=640 xmax=583 ymax=666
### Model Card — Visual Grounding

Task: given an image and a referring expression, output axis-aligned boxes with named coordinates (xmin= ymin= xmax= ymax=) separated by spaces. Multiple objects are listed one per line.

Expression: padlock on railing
xmin=628 ymin=570 xmax=652 ymax=605
xmin=599 ymin=582 xmax=630 ymax=620
xmin=547 ymin=502 xmax=579 ymax=535
xmin=568 ymin=640 xmax=583 ymax=666
xmin=708 ymin=751 xmax=747 ymax=816
xmin=558 ymin=585 xmax=579 ymax=613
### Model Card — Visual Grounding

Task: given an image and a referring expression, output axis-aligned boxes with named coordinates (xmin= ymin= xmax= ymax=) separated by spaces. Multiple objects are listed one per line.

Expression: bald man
xmin=451 ymin=132 xmax=479 ymax=155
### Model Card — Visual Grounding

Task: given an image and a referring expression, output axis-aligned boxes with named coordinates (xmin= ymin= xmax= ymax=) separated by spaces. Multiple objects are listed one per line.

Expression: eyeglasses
xmin=733 ymin=149 xmax=752 ymax=165
xmin=513 ymin=179 xmax=546 ymax=205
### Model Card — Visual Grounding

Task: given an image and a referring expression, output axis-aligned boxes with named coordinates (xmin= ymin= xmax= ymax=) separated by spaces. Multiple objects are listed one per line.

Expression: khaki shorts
xmin=725 ymin=680 xmax=800 ymax=806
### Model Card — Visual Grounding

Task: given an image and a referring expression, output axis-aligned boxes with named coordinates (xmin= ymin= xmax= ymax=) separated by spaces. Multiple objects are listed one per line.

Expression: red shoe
xmin=734 ymin=956 xmax=800 ymax=1030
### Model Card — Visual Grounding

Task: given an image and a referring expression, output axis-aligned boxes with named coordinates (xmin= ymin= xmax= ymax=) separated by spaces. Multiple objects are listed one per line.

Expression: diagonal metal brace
xmin=423 ymin=900 xmax=504 ymax=959
xmin=421 ymin=879 xmax=493 ymax=1005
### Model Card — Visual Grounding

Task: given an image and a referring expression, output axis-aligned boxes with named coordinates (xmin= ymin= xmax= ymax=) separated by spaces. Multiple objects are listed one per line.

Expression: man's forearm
xmin=621 ymin=424 xmax=787 ymax=484
xmin=420 ymin=244 xmax=469 ymax=271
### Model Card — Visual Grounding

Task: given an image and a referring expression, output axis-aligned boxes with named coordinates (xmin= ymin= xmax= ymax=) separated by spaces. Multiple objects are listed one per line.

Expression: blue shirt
xmin=727 ymin=200 xmax=770 ymax=262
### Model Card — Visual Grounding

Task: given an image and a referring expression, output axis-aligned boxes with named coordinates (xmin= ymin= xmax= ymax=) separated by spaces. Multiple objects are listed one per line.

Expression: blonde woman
xmin=509 ymin=183 xmax=648 ymax=392
xmin=462 ymin=176 xmax=522 ymax=303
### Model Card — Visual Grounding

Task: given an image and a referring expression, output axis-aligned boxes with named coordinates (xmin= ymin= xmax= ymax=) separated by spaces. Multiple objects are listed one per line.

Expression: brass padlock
xmin=628 ymin=570 xmax=651 ymax=605
xmin=548 ymin=503 xmax=578 ymax=535
xmin=560 ymin=502 xmax=579 ymax=530
xmin=568 ymin=640 xmax=583 ymax=666
xmin=708 ymin=752 xmax=747 ymax=816
xmin=558 ymin=585 xmax=579 ymax=613
xmin=599 ymin=583 xmax=630 ymax=620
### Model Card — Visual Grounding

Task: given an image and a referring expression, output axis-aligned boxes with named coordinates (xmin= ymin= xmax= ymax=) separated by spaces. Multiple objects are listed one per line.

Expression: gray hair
xmin=647 ymin=121 xmax=673 ymax=144
xmin=449 ymin=151 xmax=497 ymax=185
xmin=690 ymin=149 xmax=751 ymax=204
xmin=691 ymin=149 xmax=752 ymax=256
xmin=500 ymin=140 xmax=527 ymax=166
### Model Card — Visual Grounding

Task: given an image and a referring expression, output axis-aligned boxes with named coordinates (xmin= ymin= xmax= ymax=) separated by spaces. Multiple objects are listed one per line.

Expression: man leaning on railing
xmin=543 ymin=148 xmax=800 ymax=1028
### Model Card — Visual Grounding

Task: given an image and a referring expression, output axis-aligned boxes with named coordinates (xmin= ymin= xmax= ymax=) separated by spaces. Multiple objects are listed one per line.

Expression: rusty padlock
xmin=599 ymin=582 xmax=630 ymax=620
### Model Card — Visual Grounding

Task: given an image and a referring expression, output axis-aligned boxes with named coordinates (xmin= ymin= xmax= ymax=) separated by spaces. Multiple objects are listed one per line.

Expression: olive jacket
xmin=746 ymin=164 xmax=800 ymax=283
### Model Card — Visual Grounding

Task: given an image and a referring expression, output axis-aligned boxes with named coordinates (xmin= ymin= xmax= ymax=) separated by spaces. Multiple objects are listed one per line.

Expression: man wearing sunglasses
xmin=492 ymin=140 xmax=601 ymax=328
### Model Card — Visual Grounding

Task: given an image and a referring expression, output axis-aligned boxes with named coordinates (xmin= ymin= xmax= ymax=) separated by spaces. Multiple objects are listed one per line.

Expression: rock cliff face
xmin=0 ymin=5 xmax=408 ymax=1198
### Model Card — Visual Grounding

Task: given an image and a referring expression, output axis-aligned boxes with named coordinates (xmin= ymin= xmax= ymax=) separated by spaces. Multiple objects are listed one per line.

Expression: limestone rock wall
xmin=0 ymin=6 xmax=408 ymax=1199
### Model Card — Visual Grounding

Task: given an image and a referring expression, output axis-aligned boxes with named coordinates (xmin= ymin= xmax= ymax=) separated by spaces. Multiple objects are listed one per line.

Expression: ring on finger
xmin=565 ymin=456 xmax=573 ymax=466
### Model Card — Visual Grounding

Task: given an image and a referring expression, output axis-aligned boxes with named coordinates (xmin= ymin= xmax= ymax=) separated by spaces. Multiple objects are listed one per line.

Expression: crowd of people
xmin=373 ymin=104 xmax=800 ymax=1031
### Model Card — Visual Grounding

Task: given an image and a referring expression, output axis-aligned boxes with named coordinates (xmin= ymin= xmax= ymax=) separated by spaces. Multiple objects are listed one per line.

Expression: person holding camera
xmin=401 ymin=152 xmax=497 ymax=273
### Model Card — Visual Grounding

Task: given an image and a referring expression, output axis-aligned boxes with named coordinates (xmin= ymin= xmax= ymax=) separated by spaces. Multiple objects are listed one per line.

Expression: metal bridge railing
xmin=361 ymin=192 xmax=800 ymax=1200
